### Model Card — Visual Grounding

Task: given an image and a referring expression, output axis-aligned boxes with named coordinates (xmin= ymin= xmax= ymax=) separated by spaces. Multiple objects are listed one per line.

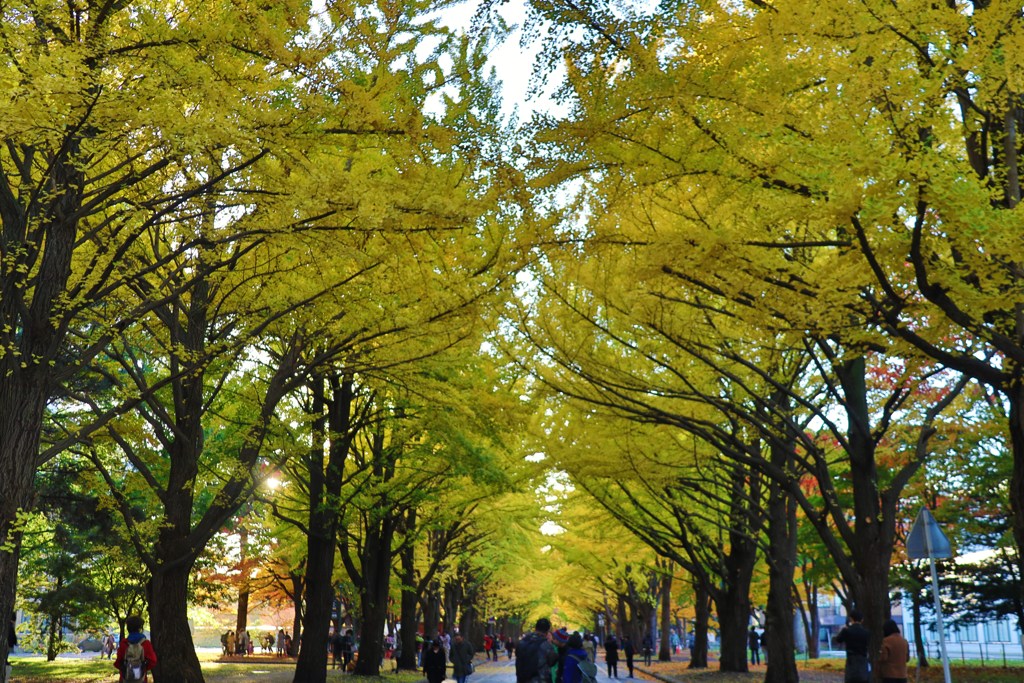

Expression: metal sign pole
xmin=925 ymin=520 xmax=953 ymax=683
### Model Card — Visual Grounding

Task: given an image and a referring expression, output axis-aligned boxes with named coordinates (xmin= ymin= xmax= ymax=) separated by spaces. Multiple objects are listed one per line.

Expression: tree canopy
xmin=4 ymin=0 xmax=1024 ymax=682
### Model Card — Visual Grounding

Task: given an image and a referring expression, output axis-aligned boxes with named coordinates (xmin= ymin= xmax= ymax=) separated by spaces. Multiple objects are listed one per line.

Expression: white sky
xmin=436 ymin=0 xmax=554 ymax=119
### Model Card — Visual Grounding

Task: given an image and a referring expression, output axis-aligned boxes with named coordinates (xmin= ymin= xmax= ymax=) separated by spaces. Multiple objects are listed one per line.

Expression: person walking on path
xmin=516 ymin=618 xmax=558 ymax=683
xmin=393 ymin=636 xmax=403 ymax=672
xmin=450 ymin=632 xmax=475 ymax=683
xmin=113 ymin=614 xmax=157 ymax=683
xmin=748 ymin=627 xmax=761 ymax=666
xmin=582 ymin=634 xmax=595 ymax=663
xmin=340 ymin=629 xmax=355 ymax=672
xmin=621 ymin=636 xmax=634 ymax=678
xmin=563 ymin=633 xmax=591 ymax=683
xmin=552 ymin=627 xmax=571 ymax=683
xmin=423 ymin=638 xmax=448 ymax=683
xmin=878 ymin=619 xmax=909 ymax=683
xmin=641 ymin=634 xmax=653 ymax=667
xmin=603 ymin=634 xmax=619 ymax=679
xmin=834 ymin=609 xmax=870 ymax=683
xmin=331 ymin=629 xmax=345 ymax=669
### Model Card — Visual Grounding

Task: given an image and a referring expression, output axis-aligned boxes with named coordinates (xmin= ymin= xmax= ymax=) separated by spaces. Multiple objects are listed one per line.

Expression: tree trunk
xmin=293 ymin=374 xmax=349 ymax=683
xmin=715 ymin=581 xmax=751 ymax=672
xmin=444 ymin=583 xmax=459 ymax=638
xmin=149 ymin=562 xmax=204 ymax=683
xmin=1008 ymin=384 xmax=1024 ymax=638
xmin=46 ymin=605 xmax=61 ymax=662
xmin=294 ymin=523 xmax=334 ymax=679
xmin=235 ymin=525 xmax=250 ymax=637
xmin=0 ymin=384 xmax=47 ymax=666
xmin=688 ymin=577 xmax=710 ymax=669
xmin=290 ymin=572 xmax=304 ymax=658
xmin=658 ymin=568 xmax=672 ymax=661
xmin=399 ymin=523 xmax=420 ymax=671
xmin=617 ymin=591 xmax=630 ymax=639
xmin=838 ymin=356 xmax=895 ymax=671
xmin=715 ymin=463 xmax=758 ymax=672
xmin=354 ymin=515 xmax=396 ymax=676
xmin=795 ymin=572 xmax=820 ymax=660
xmin=763 ymin=438 xmax=799 ymax=683
xmin=422 ymin=589 xmax=442 ymax=639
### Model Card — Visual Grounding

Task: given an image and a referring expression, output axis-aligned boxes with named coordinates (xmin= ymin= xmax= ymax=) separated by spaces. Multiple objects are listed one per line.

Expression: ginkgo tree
xmin=536 ymin=388 xmax=768 ymax=672
xmin=512 ymin=0 xmax=1016 ymax=676
xmin=512 ymin=178 xmax=972 ymax=681
xmin=520 ymin=0 xmax=1024 ymax=645
xmin=0 ymin=0 xmax=325 ymax=670
xmin=1 ymin=2 xmax=524 ymax=683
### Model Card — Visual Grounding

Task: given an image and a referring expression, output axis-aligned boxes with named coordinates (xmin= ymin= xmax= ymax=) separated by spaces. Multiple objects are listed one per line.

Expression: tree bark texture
xmin=659 ymin=567 xmax=672 ymax=661
xmin=293 ymin=374 xmax=350 ymax=683
xmin=763 ymin=438 xmax=799 ymax=683
xmin=399 ymin=521 xmax=420 ymax=671
xmin=688 ymin=577 xmax=710 ymax=669
xmin=148 ymin=562 xmax=204 ymax=683
xmin=353 ymin=514 xmax=396 ymax=676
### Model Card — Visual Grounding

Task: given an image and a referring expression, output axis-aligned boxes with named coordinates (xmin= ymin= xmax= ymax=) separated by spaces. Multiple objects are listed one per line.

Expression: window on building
xmin=984 ymin=620 xmax=1011 ymax=643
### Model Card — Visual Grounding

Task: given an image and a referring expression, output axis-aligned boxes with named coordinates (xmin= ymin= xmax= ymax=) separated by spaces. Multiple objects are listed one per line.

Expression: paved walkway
xmin=469 ymin=654 xmax=662 ymax=683
xmin=468 ymin=652 xmax=846 ymax=683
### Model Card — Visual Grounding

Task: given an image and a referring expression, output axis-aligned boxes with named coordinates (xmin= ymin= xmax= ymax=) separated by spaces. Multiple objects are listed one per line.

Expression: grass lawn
xmin=7 ymin=650 xmax=426 ymax=683
xmin=798 ymin=657 xmax=1024 ymax=682
xmin=13 ymin=653 xmax=1024 ymax=682
xmin=639 ymin=657 xmax=1024 ymax=683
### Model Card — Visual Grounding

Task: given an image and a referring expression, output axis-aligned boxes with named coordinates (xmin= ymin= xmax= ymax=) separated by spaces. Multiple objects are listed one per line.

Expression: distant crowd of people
xmin=219 ymin=628 xmax=292 ymax=658
xmin=417 ymin=615 xmax=668 ymax=683
xmin=86 ymin=605 xmax=909 ymax=683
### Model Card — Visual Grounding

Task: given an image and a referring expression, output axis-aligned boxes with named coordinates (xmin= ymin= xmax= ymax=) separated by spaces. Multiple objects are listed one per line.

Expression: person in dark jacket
xmin=748 ymin=627 xmax=761 ymax=665
xmin=331 ymin=630 xmax=345 ymax=669
xmin=641 ymin=633 xmax=653 ymax=666
xmin=340 ymin=629 xmax=355 ymax=671
xmin=516 ymin=618 xmax=558 ymax=683
xmin=423 ymin=638 xmax=448 ymax=683
xmin=834 ymin=609 xmax=870 ymax=683
xmin=604 ymin=635 xmax=619 ymax=678
xmin=449 ymin=632 xmax=475 ymax=683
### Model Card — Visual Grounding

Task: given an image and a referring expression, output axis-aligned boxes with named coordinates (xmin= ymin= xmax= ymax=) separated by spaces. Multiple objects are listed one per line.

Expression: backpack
xmin=123 ymin=638 xmax=148 ymax=682
xmin=515 ymin=635 xmax=543 ymax=682
xmin=569 ymin=653 xmax=598 ymax=683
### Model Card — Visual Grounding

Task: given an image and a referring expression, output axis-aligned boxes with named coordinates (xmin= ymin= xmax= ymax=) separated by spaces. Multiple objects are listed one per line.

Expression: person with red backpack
xmin=113 ymin=615 xmax=158 ymax=683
